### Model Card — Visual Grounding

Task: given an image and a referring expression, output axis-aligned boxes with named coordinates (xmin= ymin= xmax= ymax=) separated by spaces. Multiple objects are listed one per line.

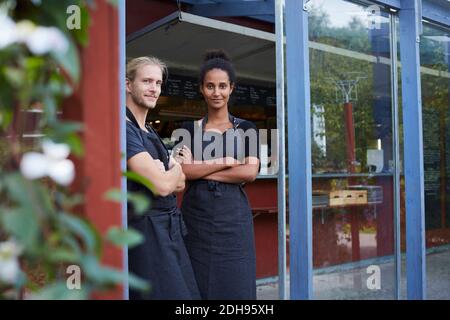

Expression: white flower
xmin=0 ymin=259 xmax=20 ymax=284
xmin=14 ymin=20 xmax=36 ymax=43
xmin=0 ymin=14 xmax=18 ymax=49
xmin=20 ymin=139 xmax=75 ymax=186
xmin=0 ymin=15 xmax=68 ymax=55
xmin=48 ymin=159 xmax=75 ymax=186
xmin=25 ymin=26 xmax=68 ymax=55
xmin=0 ymin=240 xmax=23 ymax=285
xmin=42 ymin=139 xmax=71 ymax=160
xmin=20 ymin=152 xmax=48 ymax=180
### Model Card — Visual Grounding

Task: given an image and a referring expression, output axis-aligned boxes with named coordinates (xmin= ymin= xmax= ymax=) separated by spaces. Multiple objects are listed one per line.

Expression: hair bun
xmin=203 ymin=49 xmax=231 ymax=62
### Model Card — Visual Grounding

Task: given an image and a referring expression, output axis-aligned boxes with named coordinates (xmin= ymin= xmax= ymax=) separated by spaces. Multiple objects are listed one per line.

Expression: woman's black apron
xmin=180 ymin=115 xmax=257 ymax=300
xmin=126 ymin=108 xmax=200 ymax=300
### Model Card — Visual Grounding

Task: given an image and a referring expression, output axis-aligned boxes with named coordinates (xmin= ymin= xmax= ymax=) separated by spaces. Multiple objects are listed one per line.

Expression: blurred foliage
xmin=0 ymin=0 xmax=148 ymax=299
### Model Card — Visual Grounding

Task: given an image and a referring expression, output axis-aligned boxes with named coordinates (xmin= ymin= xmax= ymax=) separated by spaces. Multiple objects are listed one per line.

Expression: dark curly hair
xmin=199 ymin=49 xmax=236 ymax=86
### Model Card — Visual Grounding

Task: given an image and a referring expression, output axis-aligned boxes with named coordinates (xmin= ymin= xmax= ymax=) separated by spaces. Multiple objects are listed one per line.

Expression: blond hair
xmin=126 ymin=56 xmax=168 ymax=82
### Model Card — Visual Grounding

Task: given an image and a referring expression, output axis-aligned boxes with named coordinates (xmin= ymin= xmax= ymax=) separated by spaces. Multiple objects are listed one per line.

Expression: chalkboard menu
xmin=162 ymin=74 xmax=276 ymax=107
xmin=234 ymin=84 xmax=276 ymax=106
xmin=423 ymin=107 xmax=442 ymax=229
xmin=162 ymin=75 xmax=200 ymax=100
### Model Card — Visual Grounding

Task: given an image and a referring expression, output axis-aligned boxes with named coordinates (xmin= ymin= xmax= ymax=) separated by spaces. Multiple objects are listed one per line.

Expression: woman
xmin=175 ymin=49 xmax=260 ymax=300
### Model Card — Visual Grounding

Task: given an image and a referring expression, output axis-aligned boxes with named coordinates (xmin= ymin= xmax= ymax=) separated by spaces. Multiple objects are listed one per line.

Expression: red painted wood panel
xmin=254 ymin=213 xmax=279 ymax=278
xmin=245 ymin=179 xmax=278 ymax=211
xmin=63 ymin=0 xmax=123 ymax=299
xmin=247 ymin=179 xmax=280 ymax=278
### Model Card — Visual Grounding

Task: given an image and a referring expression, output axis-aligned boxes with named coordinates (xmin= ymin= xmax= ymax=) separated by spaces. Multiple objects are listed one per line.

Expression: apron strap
xmin=126 ymin=106 xmax=170 ymax=163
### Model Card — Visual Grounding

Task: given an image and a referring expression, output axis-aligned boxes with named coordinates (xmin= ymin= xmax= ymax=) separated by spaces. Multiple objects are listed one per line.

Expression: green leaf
xmin=106 ymin=227 xmax=143 ymax=248
xmin=47 ymin=72 xmax=68 ymax=96
xmin=80 ymin=254 xmax=149 ymax=292
xmin=0 ymin=208 xmax=39 ymax=251
xmin=23 ymin=56 xmax=45 ymax=84
xmin=60 ymin=233 xmax=83 ymax=257
xmin=103 ymin=189 xmax=124 ymax=202
xmin=0 ymin=57 xmax=16 ymax=109
xmin=47 ymin=249 xmax=80 ymax=264
xmin=0 ymin=109 xmax=13 ymax=130
xmin=4 ymin=67 xmax=25 ymax=88
xmin=34 ymin=181 xmax=56 ymax=217
xmin=55 ymin=191 xmax=84 ymax=210
xmin=51 ymin=35 xmax=80 ymax=85
xmin=122 ymin=171 xmax=156 ymax=194
xmin=128 ymin=272 xmax=150 ymax=292
xmin=81 ymin=255 xmax=125 ymax=287
xmin=3 ymin=173 xmax=35 ymax=211
xmin=4 ymin=173 xmax=55 ymax=219
xmin=51 ymin=121 xmax=84 ymax=136
xmin=59 ymin=213 xmax=101 ymax=256
xmin=37 ymin=0 xmax=89 ymax=48
xmin=42 ymin=94 xmax=58 ymax=123
xmin=24 ymin=56 xmax=45 ymax=69
xmin=37 ymin=1 xmax=75 ymax=30
xmin=104 ymin=189 xmax=150 ymax=214
xmin=28 ymin=282 xmax=88 ymax=300
xmin=127 ymin=193 xmax=151 ymax=214
xmin=71 ymin=4 xmax=90 ymax=47
xmin=65 ymin=133 xmax=84 ymax=157
xmin=45 ymin=121 xmax=84 ymax=143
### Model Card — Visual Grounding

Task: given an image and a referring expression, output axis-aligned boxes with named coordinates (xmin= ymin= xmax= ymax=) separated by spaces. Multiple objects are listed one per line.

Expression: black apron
xmin=126 ymin=107 xmax=200 ymax=300
xmin=181 ymin=115 xmax=257 ymax=300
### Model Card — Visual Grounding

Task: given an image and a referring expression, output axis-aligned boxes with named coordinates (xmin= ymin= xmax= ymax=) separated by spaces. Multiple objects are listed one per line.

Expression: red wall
xmin=247 ymin=180 xmax=282 ymax=279
xmin=63 ymin=0 xmax=123 ymax=299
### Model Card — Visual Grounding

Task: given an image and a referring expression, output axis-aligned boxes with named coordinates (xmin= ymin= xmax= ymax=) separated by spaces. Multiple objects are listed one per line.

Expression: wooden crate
xmin=329 ymin=190 xmax=368 ymax=206
xmin=348 ymin=185 xmax=383 ymax=204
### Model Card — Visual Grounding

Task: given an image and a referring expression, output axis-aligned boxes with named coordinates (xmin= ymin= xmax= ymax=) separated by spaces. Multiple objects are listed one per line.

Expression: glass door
xmin=419 ymin=22 xmax=450 ymax=300
xmin=307 ymin=0 xmax=399 ymax=299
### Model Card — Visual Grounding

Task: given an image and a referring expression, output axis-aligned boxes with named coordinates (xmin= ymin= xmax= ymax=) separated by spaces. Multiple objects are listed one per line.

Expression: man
xmin=125 ymin=56 xmax=200 ymax=299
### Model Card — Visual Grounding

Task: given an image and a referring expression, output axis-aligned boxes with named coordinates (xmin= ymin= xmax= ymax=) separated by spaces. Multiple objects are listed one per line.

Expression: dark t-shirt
xmin=175 ymin=117 xmax=260 ymax=165
xmin=126 ymin=120 xmax=176 ymax=215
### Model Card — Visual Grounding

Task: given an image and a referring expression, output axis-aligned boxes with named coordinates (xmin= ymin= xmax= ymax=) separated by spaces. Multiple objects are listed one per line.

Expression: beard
xmin=130 ymin=91 xmax=156 ymax=110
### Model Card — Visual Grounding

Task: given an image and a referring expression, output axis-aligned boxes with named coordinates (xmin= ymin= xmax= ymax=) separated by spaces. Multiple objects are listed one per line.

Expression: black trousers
xmin=128 ymin=207 xmax=200 ymax=300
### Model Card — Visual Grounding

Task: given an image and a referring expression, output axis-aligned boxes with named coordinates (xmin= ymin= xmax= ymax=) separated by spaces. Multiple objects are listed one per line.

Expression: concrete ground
xmin=256 ymin=248 xmax=450 ymax=300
